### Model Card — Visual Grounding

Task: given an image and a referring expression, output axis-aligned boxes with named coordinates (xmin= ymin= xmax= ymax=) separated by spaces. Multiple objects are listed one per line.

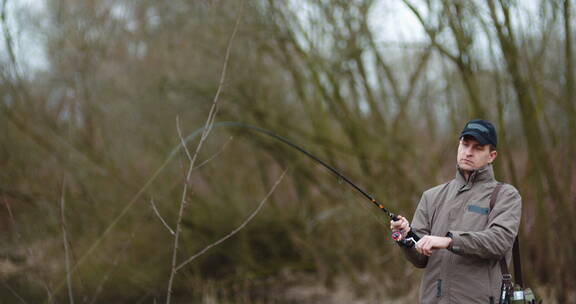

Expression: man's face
xmin=457 ymin=136 xmax=497 ymax=171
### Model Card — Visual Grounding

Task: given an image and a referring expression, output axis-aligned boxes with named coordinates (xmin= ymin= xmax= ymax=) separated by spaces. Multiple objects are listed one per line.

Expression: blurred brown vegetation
xmin=0 ymin=0 xmax=574 ymax=303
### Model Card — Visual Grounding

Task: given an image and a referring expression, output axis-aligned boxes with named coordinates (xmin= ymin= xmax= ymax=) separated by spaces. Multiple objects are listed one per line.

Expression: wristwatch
xmin=445 ymin=231 xmax=454 ymax=251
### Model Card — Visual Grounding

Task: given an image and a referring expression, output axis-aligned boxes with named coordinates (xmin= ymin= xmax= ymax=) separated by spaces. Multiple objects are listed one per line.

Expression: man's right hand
xmin=390 ymin=215 xmax=411 ymax=240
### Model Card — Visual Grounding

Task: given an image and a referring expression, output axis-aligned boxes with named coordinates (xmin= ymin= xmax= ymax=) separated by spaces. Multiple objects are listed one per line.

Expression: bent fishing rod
xmin=201 ymin=122 xmax=420 ymax=242
xmin=50 ymin=121 xmax=417 ymax=297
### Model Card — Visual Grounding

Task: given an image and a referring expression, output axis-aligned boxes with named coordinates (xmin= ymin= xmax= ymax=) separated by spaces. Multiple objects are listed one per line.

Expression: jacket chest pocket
xmin=447 ymin=195 xmax=468 ymax=224
xmin=449 ymin=198 xmax=490 ymax=231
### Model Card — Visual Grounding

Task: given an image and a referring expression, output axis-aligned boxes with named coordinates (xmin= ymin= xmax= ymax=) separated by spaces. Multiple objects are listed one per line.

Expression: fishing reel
xmin=390 ymin=213 xmax=419 ymax=242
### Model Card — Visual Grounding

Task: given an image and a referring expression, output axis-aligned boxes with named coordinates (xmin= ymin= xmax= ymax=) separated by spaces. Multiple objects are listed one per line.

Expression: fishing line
xmin=191 ymin=121 xmax=420 ymax=241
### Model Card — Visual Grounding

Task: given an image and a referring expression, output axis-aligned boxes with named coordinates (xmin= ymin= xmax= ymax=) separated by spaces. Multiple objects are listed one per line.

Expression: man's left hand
xmin=415 ymin=236 xmax=453 ymax=256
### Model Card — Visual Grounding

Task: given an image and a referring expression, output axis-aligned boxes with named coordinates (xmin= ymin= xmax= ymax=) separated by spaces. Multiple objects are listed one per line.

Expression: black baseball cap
xmin=459 ymin=119 xmax=497 ymax=148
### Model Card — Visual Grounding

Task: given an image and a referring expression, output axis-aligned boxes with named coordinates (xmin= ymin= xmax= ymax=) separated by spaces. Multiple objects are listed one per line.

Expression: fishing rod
xmin=201 ymin=122 xmax=420 ymax=242
xmin=49 ymin=120 xmax=418 ymax=297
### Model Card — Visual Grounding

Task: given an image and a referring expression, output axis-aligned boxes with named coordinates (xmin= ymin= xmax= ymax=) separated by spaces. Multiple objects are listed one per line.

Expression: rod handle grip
xmin=390 ymin=213 xmax=402 ymax=240
xmin=390 ymin=213 xmax=421 ymax=242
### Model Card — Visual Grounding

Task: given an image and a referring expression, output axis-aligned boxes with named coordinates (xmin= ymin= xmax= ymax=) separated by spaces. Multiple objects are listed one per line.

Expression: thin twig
xmin=51 ymin=1 xmax=244 ymax=300
xmin=135 ymin=290 xmax=154 ymax=304
xmin=150 ymin=198 xmax=175 ymax=235
xmin=59 ymin=179 xmax=74 ymax=304
xmin=177 ymin=116 xmax=194 ymax=164
xmin=1 ymin=279 xmax=28 ymax=304
xmin=175 ymin=168 xmax=287 ymax=272
xmin=165 ymin=117 xmax=196 ymax=304
xmin=192 ymin=136 xmax=233 ymax=171
xmin=151 ymin=136 xmax=232 ymax=236
xmin=89 ymin=233 xmax=135 ymax=304
xmin=165 ymin=2 xmax=244 ymax=303
xmin=3 ymin=195 xmax=15 ymax=223
xmin=0 ymin=0 xmax=20 ymax=78
xmin=3 ymin=197 xmax=54 ymax=303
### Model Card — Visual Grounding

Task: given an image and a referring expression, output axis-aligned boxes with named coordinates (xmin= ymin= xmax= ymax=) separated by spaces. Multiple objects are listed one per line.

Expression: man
xmin=391 ymin=119 xmax=521 ymax=304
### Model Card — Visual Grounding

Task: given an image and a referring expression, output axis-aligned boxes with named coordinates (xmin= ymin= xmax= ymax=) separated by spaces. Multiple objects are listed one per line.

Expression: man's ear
xmin=488 ymin=150 xmax=498 ymax=163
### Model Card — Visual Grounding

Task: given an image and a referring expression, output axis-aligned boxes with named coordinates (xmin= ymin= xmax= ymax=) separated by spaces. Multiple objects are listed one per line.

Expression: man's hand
xmin=390 ymin=215 xmax=410 ymax=240
xmin=415 ymin=235 xmax=453 ymax=256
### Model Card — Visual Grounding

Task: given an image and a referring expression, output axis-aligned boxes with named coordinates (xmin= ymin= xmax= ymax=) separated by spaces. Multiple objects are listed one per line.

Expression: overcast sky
xmin=0 ymin=0 xmax=555 ymax=77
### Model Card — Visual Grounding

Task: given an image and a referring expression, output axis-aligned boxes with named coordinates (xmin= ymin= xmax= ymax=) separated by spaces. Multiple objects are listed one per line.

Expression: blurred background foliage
xmin=0 ymin=0 xmax=574 ymax=303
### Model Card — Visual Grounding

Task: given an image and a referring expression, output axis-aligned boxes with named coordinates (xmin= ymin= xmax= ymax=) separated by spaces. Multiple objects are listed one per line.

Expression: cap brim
xmin=460 ymin=130 xmax=491 ymax=146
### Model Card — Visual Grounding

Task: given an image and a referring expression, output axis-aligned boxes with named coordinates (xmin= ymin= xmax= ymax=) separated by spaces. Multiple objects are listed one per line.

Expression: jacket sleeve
xmin=400 ymin=193 xmax=431 ymax=268
xmin=448 ymin=184 xmax=522 ymax=259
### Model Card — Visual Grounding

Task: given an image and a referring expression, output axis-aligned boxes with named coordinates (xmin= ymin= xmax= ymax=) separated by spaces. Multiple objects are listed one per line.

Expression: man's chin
xmin=458 ymin=163 xmax=475 ymax=171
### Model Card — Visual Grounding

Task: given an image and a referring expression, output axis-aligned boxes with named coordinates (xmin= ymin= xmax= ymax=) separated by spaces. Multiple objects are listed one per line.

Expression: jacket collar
xmin=455 ymin=164 xmax=495 ymax=192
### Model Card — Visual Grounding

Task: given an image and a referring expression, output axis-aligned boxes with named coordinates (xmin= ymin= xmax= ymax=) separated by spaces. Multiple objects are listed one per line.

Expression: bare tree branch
xmin=0 ymin=0 xmax=19 ymax=78
xmin=165 ymin=117 xmax=195 ymax=304
xmin=1 ymin=279 xmax=28 ymax=304
xmin=150 ymin=198 xmax=175 ymax=235
xmin=89 ymin=233 xmax=135 ymax=304
xmin=193 ymin=136 xmax=233 ymax=171
xmin=151 ymin=136 xmax=233 ymax=235
xmin=59 ymin=179 xmax=74 ymax=304
xmin=165 ymin=2 xmax=244 ymax=303
xmin=175 ymin=168 xmax=287 ymax=272
xmin=3 ymin=195 xmax=54 ymax=302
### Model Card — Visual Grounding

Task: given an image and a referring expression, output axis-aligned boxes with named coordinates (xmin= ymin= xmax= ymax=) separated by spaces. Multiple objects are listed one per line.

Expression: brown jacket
xmin=402 ymin=165 xmax=521 ymax=304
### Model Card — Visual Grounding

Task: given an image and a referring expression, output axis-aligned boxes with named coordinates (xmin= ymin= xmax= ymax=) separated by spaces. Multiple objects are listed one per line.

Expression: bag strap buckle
xmin=502 ymin=274 xmax=513 ymax=287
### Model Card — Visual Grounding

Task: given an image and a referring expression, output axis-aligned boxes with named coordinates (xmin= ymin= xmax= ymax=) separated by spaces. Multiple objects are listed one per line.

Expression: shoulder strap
xmin=489 ymin=183 xmax=523 ymax=288
xmin=489 ymin=183 xmax=503 ymax=211
xmin=512 ymin=237 xmax=523 ymax=287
